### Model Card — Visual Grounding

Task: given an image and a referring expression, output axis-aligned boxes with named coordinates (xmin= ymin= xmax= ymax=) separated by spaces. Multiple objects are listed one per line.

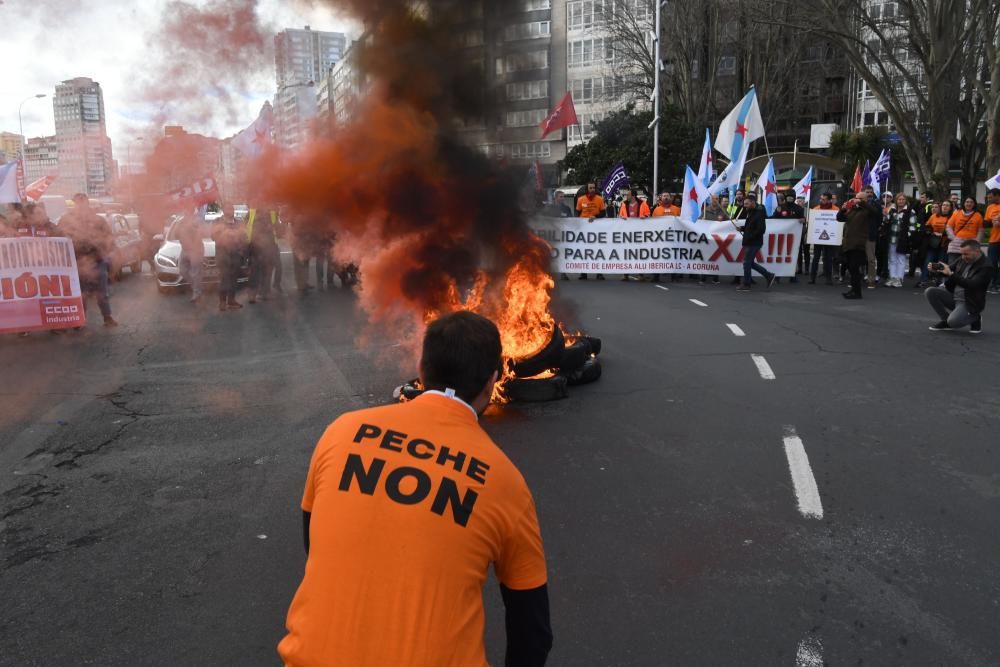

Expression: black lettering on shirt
xmin=431 ymin=478 xmax=479 ymax=528
xmin=353 ymin=423 xmax=382 ymax=444
xmin=436 ymin=446 xmax=466 ymax=474
xmin=384 ymin=466 xmax=432 ymax=505
xmin=338 ymin=454 xmax=385 ymax=494
xmin=380 ymin=429 xmax=407 ymax=452
xmin=407 ymin=438 xmax=435 ymax=460
xmin=466 ymin=457 xmax=490 ymax=484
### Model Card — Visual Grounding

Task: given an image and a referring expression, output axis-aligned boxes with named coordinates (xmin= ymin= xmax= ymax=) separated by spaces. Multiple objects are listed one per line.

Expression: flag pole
xmin=651 ymin=0 xmax=662 ymax=195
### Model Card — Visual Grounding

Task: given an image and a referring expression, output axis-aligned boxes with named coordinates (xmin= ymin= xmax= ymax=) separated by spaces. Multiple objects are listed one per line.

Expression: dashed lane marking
xmin=795 ymin=635 xmax=823 ymax=666
xmin=726 ymin=323 xmax=746 ymax=337
xmin=689 ymin=298 xmax=708 ymax=307
xmin=751 ymin=354 xmax=775 ymax=380
xmin=783 ymin=427 xmax=824 ymax=520
xmin=655 ymin=285 xmax=670 ymax=291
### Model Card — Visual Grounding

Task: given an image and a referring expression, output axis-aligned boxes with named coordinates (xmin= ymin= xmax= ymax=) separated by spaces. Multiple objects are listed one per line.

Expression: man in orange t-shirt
xmin=279 ymin=312 xmax=551 ymax=667
xmin=576 ymin=181 xmax=606 ymax=279
xmin=651 ymin=192 xmax=681 ymax=217
xmin=985 ymin=188 xmax=1000 ymax=293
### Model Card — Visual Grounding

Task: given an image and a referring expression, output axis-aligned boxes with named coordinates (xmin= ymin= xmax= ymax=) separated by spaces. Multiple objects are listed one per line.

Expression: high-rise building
xmin=52 ymin=77 xmax=115 ymax=197
xmin=22 ymin=136 xmax=58 ymax=183
xmin=0 ymin=132 xmax=24 ymax=162
xmin=274 ymin=26 xmax=349 ymax=150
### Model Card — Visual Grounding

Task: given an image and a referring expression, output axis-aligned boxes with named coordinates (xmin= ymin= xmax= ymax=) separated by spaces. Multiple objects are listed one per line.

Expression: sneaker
xmin=736 ymin=285 xmax=751 ymax=292
xmin=842 ymin=291 xmax=862 ymax=300
xmin=970 ymin=317 xmax=982 ymax=334
xmin=867 ymin=281 xmax=876 ymax=289
xmin=767 ymin=273 xmax=777 ymax=289
xmin=227 ymin=301 xmax=243 ymax=309
xmin=928 ymin=321 xmax=950 ymax=331
xmin=103 ymin=317 xmax=119 ymax=327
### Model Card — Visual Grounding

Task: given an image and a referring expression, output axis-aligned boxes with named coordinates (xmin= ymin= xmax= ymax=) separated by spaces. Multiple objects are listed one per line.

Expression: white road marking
xmin=783 ymin=427 xmax=824 ymax=520
xmin=726 ymin=323 xmax=746 ymax=337
xmin=751 ymin=354 xmax=775 ymax=380
xmin=795 ymin=635 xmax=823 ymax=666
xmin=689 ymin=298 xmax=708 ymax=307
xmin=655 ymin=285 xmax=670 ymax=291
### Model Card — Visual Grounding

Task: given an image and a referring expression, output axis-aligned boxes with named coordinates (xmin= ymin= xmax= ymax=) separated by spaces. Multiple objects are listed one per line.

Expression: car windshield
xmin=166 ymin=216 xmax=215 ymax=241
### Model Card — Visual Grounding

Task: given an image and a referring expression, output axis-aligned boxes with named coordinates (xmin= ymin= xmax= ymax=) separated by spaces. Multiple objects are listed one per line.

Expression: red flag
xmin=166 ymin=175 xmax=219 ymax=209
xmin=851 ymin=163 xmax=863 ymax=193
xmin=539 ymin=92 xmax=579 ymax=139
xmin=26 ymin=175 xmax=58 ymax=201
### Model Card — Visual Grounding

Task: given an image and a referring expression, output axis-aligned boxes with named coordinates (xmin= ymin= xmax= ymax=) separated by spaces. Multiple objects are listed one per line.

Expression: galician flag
xmin=754 ymin=158 xmax=778 ymax=216
xmin=792 ymin=166 xmax=813 ymax=202
xmin=696 ymin=129 xmax=713 ymax=187
xmin=680 ymin=165 xmax=710 ymax=223
xmin=232 ymin=101 xmax=274 ymax=158
xmin=709 ymin=88 xmax=765 ymax=196
xmin=986 ymin=166 xmax=1000 ymax=190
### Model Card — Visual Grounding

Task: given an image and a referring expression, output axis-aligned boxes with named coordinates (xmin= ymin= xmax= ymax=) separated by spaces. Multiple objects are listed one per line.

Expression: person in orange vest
xmin=618 ymin=189 xmax=651 ymax=219
xmin=279 ymin=311 xmax=552 ymax=667
xmin=985 ymin=188 xmax=1000 ymax=293
xmin=576 ymin=181 xmax=606 ymax=280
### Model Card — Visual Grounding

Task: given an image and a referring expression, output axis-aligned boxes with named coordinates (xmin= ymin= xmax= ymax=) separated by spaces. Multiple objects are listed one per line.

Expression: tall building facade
xmin=52 ymin=77 xmax=115 ymax=197
xmin=274 ymin=26 xmax=349 ymax=150
xmin=22 ymin=136 xmax=58 ymax=183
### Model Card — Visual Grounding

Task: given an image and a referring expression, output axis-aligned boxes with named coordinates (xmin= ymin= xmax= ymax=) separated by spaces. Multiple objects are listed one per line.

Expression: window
xmin=568 ymin=1 xmax=605 ymax=30
xmin=505 ymin=108 xmax=549 ymax=127
xmin=504 ymin=21 xmax=550 ymax=41
xmin=506 ymin=80 xmax=549 ymax=101
xmin=569 ymin=76 xmax=618 ymax=103
xmin=503 ymin=50 xmax=549 ymax=73
xmin=571 ymin=111 xmax=607 ymax=139
xmin=716 ymin=56 xmax=736 ymax=76
xmin=522 ymin=0 xmax=550 ymax=9
xmin=509 ymin=142 xmax=551 ymax=159
xmin=479 ymin=143 xmax=505 ymax=159
xmin=568 ymin=38 xmax=612 ymax=67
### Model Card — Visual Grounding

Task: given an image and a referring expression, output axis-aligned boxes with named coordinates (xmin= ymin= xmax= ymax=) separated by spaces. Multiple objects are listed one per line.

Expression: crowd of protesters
xmin=545 ymin=183 xmax=1000 ymax=331
xmin=0 ymin=196 xmax=359 ymax=335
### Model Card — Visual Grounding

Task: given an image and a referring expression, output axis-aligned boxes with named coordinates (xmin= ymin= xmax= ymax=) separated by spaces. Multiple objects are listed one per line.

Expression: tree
xmin=783 ymin=0 xmax=991 ymax=197
xmin=827 ymin=127 xmax=891 ymax=180
xmin=970 ymin=0 xmax=1000 ymax=177
xmin=560 ymin=105 xmax=702 ymax=192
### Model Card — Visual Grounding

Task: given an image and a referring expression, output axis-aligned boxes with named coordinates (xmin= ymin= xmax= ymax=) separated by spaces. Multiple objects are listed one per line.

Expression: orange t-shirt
xmin=576 ymin=194 xmax=605 ymax=219
xmin=927 ymin=213 xmax=949 ymax=234
xmin=986 ymin=203 xmax=1000 ymax=243
xmin=278 ymin=393 xmax=547 ymax=667
xmin=619 ymin=200 xmax=651 ymax=218
xmin=947 ymin=210 xmax=983 ymax=239
xmin=652 ymin=204 xmax=681 ymax=217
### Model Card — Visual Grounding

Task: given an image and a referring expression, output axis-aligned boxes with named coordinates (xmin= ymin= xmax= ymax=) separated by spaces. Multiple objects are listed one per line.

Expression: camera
xmin=932 ymin=262 xmax=946 ymax=271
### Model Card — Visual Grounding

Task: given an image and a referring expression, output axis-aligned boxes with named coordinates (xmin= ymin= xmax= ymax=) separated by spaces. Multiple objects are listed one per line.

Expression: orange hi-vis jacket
xmin=278 ymin=393 xmax=547 ymax=667
xmin=619 ymin=200 xmax=651 ymax=218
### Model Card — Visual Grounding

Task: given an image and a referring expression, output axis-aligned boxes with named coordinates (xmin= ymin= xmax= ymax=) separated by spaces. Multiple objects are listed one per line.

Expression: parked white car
xmin=153 ymin=214 xmax=248 ymax=293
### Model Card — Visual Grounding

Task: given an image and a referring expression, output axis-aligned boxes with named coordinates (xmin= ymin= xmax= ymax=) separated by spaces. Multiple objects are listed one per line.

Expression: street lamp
xmin=651 ymin=1 xmax=665 ymax=195
xmin=17 ymin=93 xmax=47 ymax=162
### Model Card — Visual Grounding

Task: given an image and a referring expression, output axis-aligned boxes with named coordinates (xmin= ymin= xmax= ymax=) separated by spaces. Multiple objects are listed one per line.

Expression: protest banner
xmin=0 ymin=237 xmax=86 ymax=333
xmin=530 ymin=216 xmax=802 ymax=276
xmin=807 ymin=209 xmax=843 ymax=246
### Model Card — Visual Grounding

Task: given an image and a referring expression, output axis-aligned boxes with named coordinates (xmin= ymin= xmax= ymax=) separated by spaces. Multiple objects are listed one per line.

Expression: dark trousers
xmin=81 ymin=260 xmax=112 ymax=320
xmin=989 ymin=243 xmax=1000 ymax=289
xmin=876 ymin=238 xmax=890 ymax=279
xmin=844 ymin=247 xmax=866 ymax=295
xmin=742 ymin=245 xmax=770 ymax=285
xmin=810 ymin=245 xmax=834 ymax=281
xmin=924 ymin=246 xmax=945 ymax=281
xmin=217 ymin=250 xmax=239 ymax=304
xmin=797 ymin=241 xmax=811 ymax=274
xmin=249 ymin=244 xmax=275 ymax=297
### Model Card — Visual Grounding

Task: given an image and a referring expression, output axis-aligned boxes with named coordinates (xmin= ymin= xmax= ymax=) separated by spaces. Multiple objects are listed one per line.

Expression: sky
xmin=0 ymin=0 xmax=356 ymax=164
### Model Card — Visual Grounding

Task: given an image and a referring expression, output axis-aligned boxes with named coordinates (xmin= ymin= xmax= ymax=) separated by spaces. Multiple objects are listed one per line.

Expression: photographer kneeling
xmin=925 ymin=239 xmax=995 ymax=334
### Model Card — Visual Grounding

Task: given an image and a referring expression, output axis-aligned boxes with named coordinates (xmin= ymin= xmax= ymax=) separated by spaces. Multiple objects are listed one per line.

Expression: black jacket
xmin=742 ymin=207 xmax=767 ymax=247
xmin=884 ymin=206 xmax=915 ymax=254
xmin=944 ymin=254 xmax=995 ymax=315
xmin=837 ymin=200 xmax=877 ymax=251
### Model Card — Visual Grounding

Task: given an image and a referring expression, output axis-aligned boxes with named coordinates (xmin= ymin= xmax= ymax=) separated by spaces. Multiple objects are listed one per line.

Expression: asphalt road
xmin=2 ymin=261 xmax=1000 ymax=666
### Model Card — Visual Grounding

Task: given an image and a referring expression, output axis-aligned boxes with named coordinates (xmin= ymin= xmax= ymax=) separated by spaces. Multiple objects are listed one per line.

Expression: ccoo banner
xmin=529 ymin=216 xmax=803 ymax=276
xmin=0 ymin=237 xmax=86 ymax=333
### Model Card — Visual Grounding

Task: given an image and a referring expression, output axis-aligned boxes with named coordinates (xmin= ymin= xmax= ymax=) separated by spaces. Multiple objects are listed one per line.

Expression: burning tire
xmin=504 ymin=375 xmax=569 ymax=402
xmin=583 ymin=336 xmax=602 ymax=356
xmin=557 ymin=338 xmax=593 ymax=375
xmin=510 ymin=326 xmax=564 ymax=378
xmin=560 ymin=357 xmax=602 ymax=386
